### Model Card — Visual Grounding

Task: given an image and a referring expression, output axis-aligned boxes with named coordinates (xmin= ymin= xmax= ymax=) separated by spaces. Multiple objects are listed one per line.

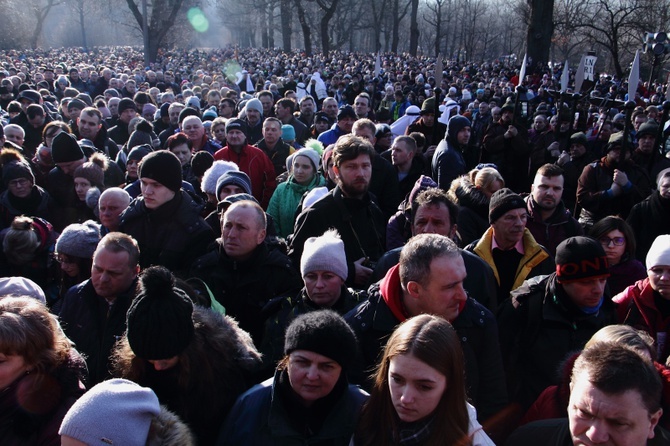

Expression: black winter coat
xmin=58 ymin=278 xmax=137 ymax=385
xmin=345 ymin=287 xmax=508 ymax=423
xmin=191 ymin=242 xmax=302 ymax=345
xmin=289 ymin=186 xmax=386 ymax=287
xmin=119 ymin=190 xmax=214 ymax=277
xmin=497 ymin=273 xmax=617 ymax=409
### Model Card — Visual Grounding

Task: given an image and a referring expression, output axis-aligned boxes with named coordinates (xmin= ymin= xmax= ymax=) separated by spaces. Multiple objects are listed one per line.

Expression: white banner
xmin=584 ymin=55 xmax=597 ymax=81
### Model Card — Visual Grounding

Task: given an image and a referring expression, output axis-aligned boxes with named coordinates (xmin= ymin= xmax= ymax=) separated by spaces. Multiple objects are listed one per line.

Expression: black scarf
xmin=7 ymin=187 xmax=42 ymax=214
xmin=276 ymin=368 xmax=347 ymax=438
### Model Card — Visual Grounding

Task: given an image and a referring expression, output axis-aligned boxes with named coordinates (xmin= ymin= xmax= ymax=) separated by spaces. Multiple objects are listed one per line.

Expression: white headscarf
xmin=390 ymin=105 xmax=421 ymax=137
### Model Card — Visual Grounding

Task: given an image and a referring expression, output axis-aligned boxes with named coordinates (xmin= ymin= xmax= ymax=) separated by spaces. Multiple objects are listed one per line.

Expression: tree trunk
xmin=319 ymin=0 xmax=338 ymax=58
xmin=391 ymin=0 xmax=400 ymax=52
xmin=526 ymin=0 xmax=554 ymax=69
xmin=409 ymin=0 xmax=419 ymax=56
xmin=78 ymin=3 xmax=87 ymax=49
xmin=281 ymin=0 xmax=291 ymax=51
xmin=434 ymin=8 xmax=442 ymax=57
xmin=295 ymin=0 xmax=312 ymax=54
xmin=268 ymin=5 xmax=275 ymax=48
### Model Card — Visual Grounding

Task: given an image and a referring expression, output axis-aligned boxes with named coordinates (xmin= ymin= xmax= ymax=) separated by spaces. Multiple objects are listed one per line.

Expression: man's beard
xmin=339 ymin=178 xmax=369 ymax=199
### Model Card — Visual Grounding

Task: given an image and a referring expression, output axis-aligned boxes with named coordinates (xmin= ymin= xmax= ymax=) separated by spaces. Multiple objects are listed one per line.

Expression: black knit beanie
xmin=138 ymin=150 xmax=182 ymax=193
xmin=555 ymin=236 xmax=610 ymax=282
xmin=284 ymin=310 xmax=358 ymax=369
xmin=3 ymin=161 xmax=34 ymax=186
xmin=489 ymin=188 xmax=526 ymax=224
xmin=126 ymin=266 xmax=194 ymax=360
xmin=52 ymin=132 xmax=85 ymax=164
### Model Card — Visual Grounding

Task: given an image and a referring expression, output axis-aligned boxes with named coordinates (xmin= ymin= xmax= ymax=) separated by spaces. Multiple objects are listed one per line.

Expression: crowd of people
xmin=1 ymin=45 xmax=670 ymax=445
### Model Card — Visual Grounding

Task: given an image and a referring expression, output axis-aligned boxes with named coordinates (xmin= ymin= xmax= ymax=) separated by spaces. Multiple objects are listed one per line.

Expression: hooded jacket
xmin=449 ymin=174 xmax=491 ymax=246
xmin=431 ymin=115 xmax=470 ymax=190
xmin=113 ymin=306 xmax=262 ymax=446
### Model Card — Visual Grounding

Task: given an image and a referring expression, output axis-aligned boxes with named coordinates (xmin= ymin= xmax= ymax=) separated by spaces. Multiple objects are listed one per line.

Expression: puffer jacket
xmin=267 ymin=173 xmax=326 ymax=238
xmin=466 ymin=227 xmax=554 ymax=306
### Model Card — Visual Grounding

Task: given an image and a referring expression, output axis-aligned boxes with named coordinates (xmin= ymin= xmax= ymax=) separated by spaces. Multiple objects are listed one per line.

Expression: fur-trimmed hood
xmin=194 ymin=306 xmax=263 ymax=372
xmin=449 ymin=174 xmax=490 ymax=217
xmin=147 ymin=406 xmax=196 ymax=446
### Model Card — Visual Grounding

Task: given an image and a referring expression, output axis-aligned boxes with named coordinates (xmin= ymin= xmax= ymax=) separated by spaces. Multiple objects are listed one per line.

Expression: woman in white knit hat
xmin=614 ymin=234 xmax=670 ymax=360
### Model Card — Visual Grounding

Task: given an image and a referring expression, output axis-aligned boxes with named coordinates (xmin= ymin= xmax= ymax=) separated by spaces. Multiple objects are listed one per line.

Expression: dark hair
xmin=42 ymin=121 xmax=71 ymax=143
xmin=166 ymin=132 xmax=193 ymax=151
xmin=354 ymin=315 xmax=470 ymax=446
xmin=411 ymin=188 xmax=459 ymax=227
xmin=408 ymin=131 xmax=426 ymax=152
xmin=588 ymin=216 xmax=636 ymax=260
xmin=331 ymin=134 xmax=375 ymax=167
xmin=80 ymin=106 xmax=103 ymax=123
xmin=276 ymin=97 xmax=296 ymax=113
xmin=535 ymin=163 xmax=564 ymax=178
xmin=572 ymin=343 xmax=662 ymax=414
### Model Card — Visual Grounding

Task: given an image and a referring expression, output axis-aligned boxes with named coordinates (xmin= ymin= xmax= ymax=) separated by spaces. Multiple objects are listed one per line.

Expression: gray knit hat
xmin=216 ymin=170 xmax=252 ymax=200
xmin=300 ymin=229 xmax=347 ymax=281
xmin=293 ymin=148 xmax=321 ymax=170
xmin=55 ymin=220 xmax=101 ymax=259
xmin=59 ymin=379 xmax=160 ymax=446
xmin=245 ymin=98 xmax=263 ymax=115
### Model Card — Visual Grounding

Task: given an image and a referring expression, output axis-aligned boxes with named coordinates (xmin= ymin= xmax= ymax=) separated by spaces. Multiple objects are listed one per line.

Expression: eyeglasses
xmin=599 ymin=236 xmax=625 ymax=247
xmin=54 ymin=254 xmax=77 ymax=265
xmin=8 ymin=178 xmax=30 ymax=187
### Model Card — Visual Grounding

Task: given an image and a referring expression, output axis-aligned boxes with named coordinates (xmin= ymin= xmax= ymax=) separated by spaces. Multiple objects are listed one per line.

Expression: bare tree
xmin=28 ymin=0 xmax=62 ymax=49
xmin=390 ymin=0 xmax=411 ymax=52
xmin=408 ymin=0 xmax=419 ymax=56
xmin=572 ymin=0 xmax=653 ymax=77
xmin=124 ymin=0 xmax=187 ymax=62
xmin=423 ymin=0 xmax=450 ymax=57
xmin=293 ymin=0 xmax=312 ymax=53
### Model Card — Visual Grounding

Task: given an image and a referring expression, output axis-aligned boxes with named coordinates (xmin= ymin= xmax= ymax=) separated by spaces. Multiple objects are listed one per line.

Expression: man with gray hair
xmin=98 ymin=187 xmax=131 ymax=233
xmin=346 ymin=233 xmax=508 ymax=428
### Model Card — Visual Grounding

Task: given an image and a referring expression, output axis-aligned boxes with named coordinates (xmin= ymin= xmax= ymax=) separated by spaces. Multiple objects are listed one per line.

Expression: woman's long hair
xmin=111 ymin=308 xmax=250 ymax=424
xmin=0 ymin=296 xmax=71 ymax=387
xmin=354 ymin=314 xmax=471 ymax=446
